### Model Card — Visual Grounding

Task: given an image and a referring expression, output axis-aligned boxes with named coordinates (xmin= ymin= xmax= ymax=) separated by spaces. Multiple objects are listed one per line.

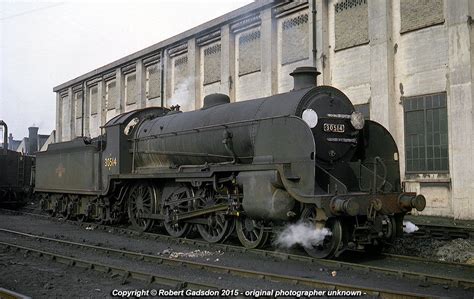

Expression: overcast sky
xmin=0 ymin=0 xmax=252 ymax=139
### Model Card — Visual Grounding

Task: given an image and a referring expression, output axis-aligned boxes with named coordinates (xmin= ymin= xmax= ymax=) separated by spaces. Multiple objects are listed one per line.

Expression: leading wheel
xmin=366 ymin=215 xmax=396 ymax=255
xmin=128 ymin=183 xmax=156 ymax=232
xmin=301 ymin=207 xmax=342 ymax=259
xmin=236 ymin=217 xmax=269 ymax=249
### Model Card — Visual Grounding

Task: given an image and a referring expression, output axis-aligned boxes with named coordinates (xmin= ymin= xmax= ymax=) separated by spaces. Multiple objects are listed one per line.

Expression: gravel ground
xmin=387 ymin=236 xmax=474 ymax=264
xmin=0 ymin=247 xmax=158 ymax=298
xmin=1 ymin=212 xmax=473 ymax=298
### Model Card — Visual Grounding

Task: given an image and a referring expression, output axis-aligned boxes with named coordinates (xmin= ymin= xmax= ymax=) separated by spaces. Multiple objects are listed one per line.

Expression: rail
xmin=0 ymin=227 xmax=436 ymax=298
xmin=2 ymin=209 xmax=473 ymax=289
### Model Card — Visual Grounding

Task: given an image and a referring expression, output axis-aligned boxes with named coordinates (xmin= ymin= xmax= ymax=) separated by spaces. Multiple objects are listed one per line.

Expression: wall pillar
xmin=446 ymin=0 xmax=474 ymax=219
xmin=260 ymin=8 xmax=273 ymax=97
xmin=187 ymin=38 xmax=200 ymax=110
xmin=221 ymin=24 xmax=236 ymax=102
xmin=316 ymin=0 xmax=330 ymax=85
xmin=115 ymin=68 xmax=124 ymax=113
xmin=164 ymin=51 xmax=172 ymax=105
xmin=136 ymin=60 xmax=146 ymax=109
xmin=55 ymin=93 xmax=62 ymax=142
xmin=84 ymin=85 xmax=90 ymax=137
xmin=68 ymin=87 xmax=74 ymax=139
xmin=98 ymin=80 xmax=106 ymax=129
xmin=368 ymin=0 xmax=395 ymax=131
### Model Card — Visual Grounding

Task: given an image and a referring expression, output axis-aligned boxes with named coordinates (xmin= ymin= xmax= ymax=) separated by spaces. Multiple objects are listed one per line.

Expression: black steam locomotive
xmin=0 ymin=121 xmax=35 ymax=207
xmin=36 ymin=67 xmax=425 ymax=258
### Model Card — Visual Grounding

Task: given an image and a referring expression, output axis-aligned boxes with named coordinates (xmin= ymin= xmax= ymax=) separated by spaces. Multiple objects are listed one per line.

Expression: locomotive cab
xmin=101 ymin=107 xmax=169 ymax=190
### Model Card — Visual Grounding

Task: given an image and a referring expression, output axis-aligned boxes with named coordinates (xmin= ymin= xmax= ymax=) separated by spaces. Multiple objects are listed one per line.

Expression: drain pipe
xmin=312 ymin=0 xmax=317 ymax=67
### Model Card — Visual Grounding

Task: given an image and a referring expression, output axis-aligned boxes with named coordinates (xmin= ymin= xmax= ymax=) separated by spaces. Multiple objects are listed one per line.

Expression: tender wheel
xmin=128 ymin=183 xmax=156 ymax=232
xmin=301 ymin=207 xmax=342 ymax=259
xmin=59 ymin=195 xmax=70 ymax=218
xmin=65 ymin=201 xmax=75 ymax=220
xmin=197 ymin=212 xmax=233 ymax=243
xmin=49 ymin=198 xmax=59 ymax=217
xmin=163 ymin=185 xmax=192 ymax=238
xmin=236 ymin=217 xmax=269 ymax=249
xmin=76 ymin=214 xmax=88 ymax=222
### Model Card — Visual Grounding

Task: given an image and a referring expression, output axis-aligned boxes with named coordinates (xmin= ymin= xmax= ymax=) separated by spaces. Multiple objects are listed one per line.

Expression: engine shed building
xmin=53 ymin=0 xmax=474 ymax=220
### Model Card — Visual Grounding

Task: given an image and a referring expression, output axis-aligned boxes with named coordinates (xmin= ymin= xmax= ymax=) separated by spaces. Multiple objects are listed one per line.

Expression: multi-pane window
xmin=146 ymin=64 xmax=161 ymax=99
xmin=105 ymin=80 xmax=117 ymax=110
xmin=74 ymin=91 xmax=83 ymax=119
xmin=89 ymin=86 xmax=98 ymax=115
xmin=125 ymin=73 xmax=137 ymax=105
xmin=404 ymin=93 xmax=448 ymax=173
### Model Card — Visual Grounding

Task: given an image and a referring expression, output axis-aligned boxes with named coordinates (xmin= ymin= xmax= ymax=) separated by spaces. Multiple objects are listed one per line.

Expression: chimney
xmin=0 ymin=120 xmax=7 ymax=155
xmin=202 ymin=93 xmax=230 ymax=109
xmin=28 ymin=127 xmax=39 ymax=155
xmin=8 ymin=134 xmax=13 ymax=150
xmin=290 ymin=66 xmax=321 ymax=90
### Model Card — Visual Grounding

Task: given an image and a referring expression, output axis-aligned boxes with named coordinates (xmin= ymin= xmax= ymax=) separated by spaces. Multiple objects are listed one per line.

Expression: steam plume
xmin=167 ymin=77 xmax=195 ymax=112
xmin=274 ymin=222 xmax=331 ymax=249
xmin=403 ymin=221 xmax=419 ymax=233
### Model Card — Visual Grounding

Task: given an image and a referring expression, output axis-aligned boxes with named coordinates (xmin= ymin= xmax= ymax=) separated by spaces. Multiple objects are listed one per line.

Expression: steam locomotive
xmin=0 ymin=121 xmax=35 ymax=207
xmin=36 ymin=67 xmax=425 ymax=258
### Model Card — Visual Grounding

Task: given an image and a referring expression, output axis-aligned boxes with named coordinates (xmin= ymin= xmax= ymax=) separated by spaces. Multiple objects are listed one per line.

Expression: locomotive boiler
xmin=36 ymin=67 xmax=425 ymax=258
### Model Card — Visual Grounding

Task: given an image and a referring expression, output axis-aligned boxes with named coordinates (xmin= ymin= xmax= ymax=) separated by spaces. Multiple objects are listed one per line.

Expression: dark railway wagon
xmin=37 ymin=67 xmax=426 ymax=258
xmin=0 ymin=121 xmax=34 ymax=206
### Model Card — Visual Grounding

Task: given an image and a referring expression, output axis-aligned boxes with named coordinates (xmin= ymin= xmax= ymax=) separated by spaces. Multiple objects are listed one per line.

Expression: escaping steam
xmin=274 ymin=221 xmax=331 ymax=249
xmin=403 ymin=221 xmax=419 ymax=233
xmin=167 ymin=77 xmax=195 ymax=112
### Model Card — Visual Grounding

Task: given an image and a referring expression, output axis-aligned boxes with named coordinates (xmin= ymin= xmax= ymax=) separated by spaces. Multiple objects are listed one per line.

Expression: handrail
xmin=131 ymin=114 xmax=294 ymax=142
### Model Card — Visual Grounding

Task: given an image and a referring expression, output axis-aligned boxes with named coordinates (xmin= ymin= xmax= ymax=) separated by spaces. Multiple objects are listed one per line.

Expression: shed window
xmin=90 ymin=86 xmax=98 ymax=115
xmin=74 ymin=91 xmax=83 ymax=119
xmin=404 ymin=93 xmax=448 ymax=173
xmin=106 ymin=80 xmax=117 ymax=110
xmin=125 ymin=73 xmax=137 ymax=105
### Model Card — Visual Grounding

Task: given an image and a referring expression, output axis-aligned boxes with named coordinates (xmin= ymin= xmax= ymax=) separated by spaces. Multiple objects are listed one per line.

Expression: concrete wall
xmin=53 ymin=0 xmax=474 ymax=219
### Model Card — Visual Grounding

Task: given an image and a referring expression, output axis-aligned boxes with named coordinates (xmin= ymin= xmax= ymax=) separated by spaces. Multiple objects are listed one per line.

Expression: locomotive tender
xmin=36 ymin=67 xmax=426 ymax=258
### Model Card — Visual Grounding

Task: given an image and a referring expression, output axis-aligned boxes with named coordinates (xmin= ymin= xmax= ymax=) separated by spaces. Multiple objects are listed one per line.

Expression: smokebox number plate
xmin=324 ymin=123 xmax=345 ymax=133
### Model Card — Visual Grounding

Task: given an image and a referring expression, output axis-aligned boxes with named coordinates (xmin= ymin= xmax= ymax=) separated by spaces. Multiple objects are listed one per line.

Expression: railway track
xmin=2 ymin=208 xmax=474 ymax=290
xmin=0 ymin=239 xmax=217 ymax=291
xmin=0 ymin=227 xmax=440 ymax=298
xmin=411 ymin=223 xmax=474 ymax=240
